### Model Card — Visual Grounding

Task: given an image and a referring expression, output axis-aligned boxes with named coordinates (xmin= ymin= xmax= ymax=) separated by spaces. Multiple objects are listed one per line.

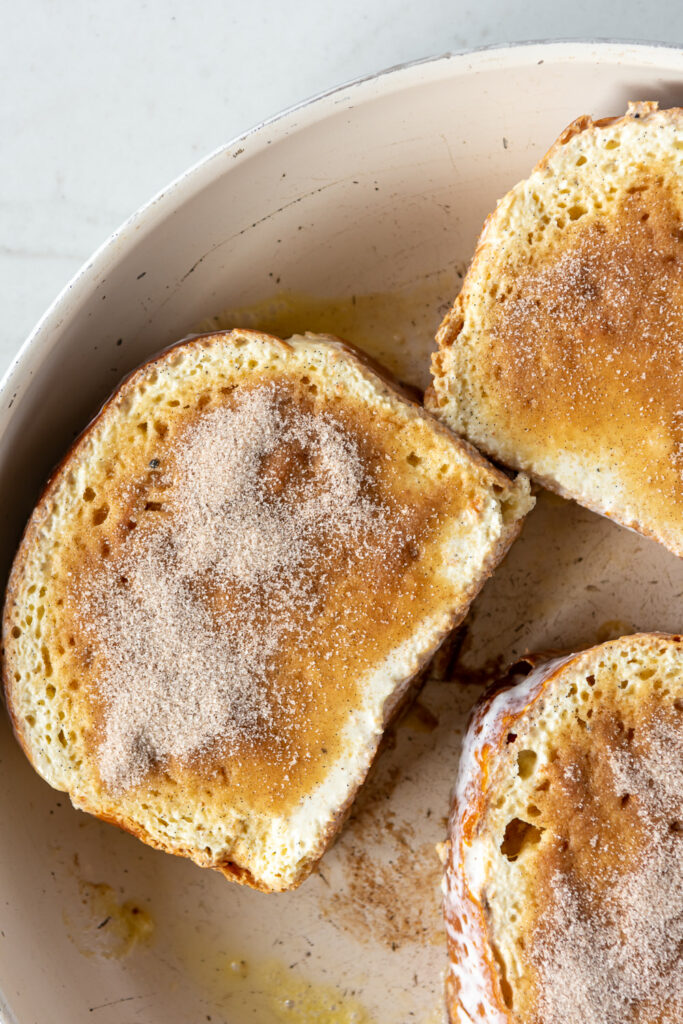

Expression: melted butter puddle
xmin=64 ymin=879 xmax=154 ymax=959
xmin=596 ymin=618 xmax=635 ymax=643
xmin=189 ymin=952 xmax=375 ymax=1023
xmin=196 ymin=271 xmax=458 ymax=390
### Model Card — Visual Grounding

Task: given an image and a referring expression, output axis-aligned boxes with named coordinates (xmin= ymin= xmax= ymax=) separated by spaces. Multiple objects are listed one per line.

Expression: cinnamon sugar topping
xmin=530 ymin=713 xmax=683 ymax=1024
xmin=490 ymin=185 xmax=683 ymax=493
xmin=76 ymin=384 xmax=410 ymax=792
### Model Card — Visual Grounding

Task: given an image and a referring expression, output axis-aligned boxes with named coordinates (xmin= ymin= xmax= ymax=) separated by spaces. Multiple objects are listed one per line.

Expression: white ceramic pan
xmin=2 ymin=41 xmax=683 ymax=1024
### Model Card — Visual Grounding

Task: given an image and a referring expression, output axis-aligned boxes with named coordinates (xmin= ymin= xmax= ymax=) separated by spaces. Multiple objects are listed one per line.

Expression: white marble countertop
xmin=3 ymin=1 xmax=682 ymax=376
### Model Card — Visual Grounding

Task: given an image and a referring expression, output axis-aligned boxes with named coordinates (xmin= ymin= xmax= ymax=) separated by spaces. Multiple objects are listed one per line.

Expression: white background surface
xmin=3 ymin=2 xmax=683 ymax=372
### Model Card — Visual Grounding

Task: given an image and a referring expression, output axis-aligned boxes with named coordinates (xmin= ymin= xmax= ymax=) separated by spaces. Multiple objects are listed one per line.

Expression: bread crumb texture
xmin=446 ymin=633 xmax=683 ymax=1024
xmin=3 ymin=330 xmax=531 ymax=891
xmin=429 ymin=104 xmax=683 ymax=555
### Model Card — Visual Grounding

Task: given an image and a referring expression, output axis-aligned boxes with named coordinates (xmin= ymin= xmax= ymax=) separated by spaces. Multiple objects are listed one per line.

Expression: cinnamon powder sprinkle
xmin=75 ymin=384 xmax=415 ymax=792
xmin=490 ymin=187 xmax=683 ymax=491
xmin=530 ymin=712 xmax=683 ymax=1024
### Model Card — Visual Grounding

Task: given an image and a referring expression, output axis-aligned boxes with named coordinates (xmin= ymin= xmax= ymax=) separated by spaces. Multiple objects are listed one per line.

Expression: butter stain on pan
xmin=195 ymin=271 xmax=457 ymax=390
xmin=64 ymin=878 xmax=154 ymax=959
xmin=186 ymin=951 xmax=375 ymax=1024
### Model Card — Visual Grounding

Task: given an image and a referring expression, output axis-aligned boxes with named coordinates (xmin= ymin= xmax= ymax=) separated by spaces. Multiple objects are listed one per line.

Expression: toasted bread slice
xmin=428 ymin=102 xmax=683 ymax=556
xmin=3 ymin=329 xmax=532 ymax=892
xmin=444 ymin=633 xmax=683 ymax=1024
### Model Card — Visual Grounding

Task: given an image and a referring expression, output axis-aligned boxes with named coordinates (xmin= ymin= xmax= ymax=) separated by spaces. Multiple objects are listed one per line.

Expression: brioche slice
xmin=428 ymin=101 xmax=683 ymax=556
xmin=444 ymin=633 xmax=683 ymax=1024
xmin=3 ymin=329 xmax=532 ymax=892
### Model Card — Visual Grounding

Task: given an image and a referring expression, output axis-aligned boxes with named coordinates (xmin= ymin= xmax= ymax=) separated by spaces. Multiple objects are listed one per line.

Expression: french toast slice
xmin=444 ymin=633 xmax=683 ymax=1024
xmin=3 ymin=329 xmax=532 ymax=892
xmin=428 ymin=102 xmax=683 ymax=556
